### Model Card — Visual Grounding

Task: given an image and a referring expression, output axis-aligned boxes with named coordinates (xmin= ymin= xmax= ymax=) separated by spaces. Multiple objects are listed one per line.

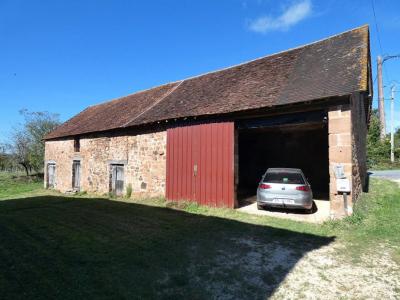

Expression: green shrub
xmin=75 ymin=191 xmax=87 ymax=196
xmin=367 ymin=109 xmax=399 ymax=168
xmin=126 ymin=184 xmax=132 ymax=199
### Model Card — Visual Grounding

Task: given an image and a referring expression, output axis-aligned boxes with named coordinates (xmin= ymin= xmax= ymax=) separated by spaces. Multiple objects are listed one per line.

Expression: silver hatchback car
xmin=257 ymin=168 xmax=313 ymax=212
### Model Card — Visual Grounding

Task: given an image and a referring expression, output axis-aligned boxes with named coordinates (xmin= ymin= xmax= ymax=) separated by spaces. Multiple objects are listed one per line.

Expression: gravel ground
xmin=162 ymin=237 xmax=399 ymax=299
xmin=271 ymin=242 xmax=400 ymax=300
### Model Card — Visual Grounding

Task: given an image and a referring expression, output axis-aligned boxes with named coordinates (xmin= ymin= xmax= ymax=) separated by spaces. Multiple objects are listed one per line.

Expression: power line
xmin=370 ymin=0 xmax=383 ymax=54
xmin=383 ymin=63 xmax=392 ymax=84
xmin=370 ymin=0 xmax=392 ymax=83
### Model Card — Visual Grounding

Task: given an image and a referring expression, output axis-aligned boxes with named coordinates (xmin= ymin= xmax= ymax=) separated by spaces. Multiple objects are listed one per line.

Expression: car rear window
xmin=263 ymin=172 xmax=305 ymax=184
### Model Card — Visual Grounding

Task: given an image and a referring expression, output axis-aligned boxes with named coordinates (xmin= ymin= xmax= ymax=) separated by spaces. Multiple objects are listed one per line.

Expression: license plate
xmin=273 ymin=199 xmax=294 ymax=204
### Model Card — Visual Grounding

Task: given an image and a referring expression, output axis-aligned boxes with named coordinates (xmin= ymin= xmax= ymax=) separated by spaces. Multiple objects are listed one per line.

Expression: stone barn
xmin=44 ymin=25 xmax=372 ymax=217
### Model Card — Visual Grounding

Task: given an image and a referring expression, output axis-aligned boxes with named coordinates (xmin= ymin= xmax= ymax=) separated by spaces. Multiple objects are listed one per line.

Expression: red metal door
xmin=166 ymin=122 xmax=234 ymax=208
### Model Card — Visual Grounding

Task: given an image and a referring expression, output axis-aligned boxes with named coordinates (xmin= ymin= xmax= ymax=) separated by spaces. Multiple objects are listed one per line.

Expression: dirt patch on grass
xmin=157 ymin=236 xmax=330 ymax=299
xmin=190 ymin=237 xmax=300 ymax=298
xmin=157 ymin=236 xmax=318 ymax=299
xmin=271 ymin=242 xmax=400 ymax=299
xmin=157 ymin=237 xmax=399 ymax=299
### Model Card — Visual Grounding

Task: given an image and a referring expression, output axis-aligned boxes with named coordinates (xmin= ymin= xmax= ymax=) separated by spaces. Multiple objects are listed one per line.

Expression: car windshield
xmin=263 ymin=172 xmax=305 ymax=184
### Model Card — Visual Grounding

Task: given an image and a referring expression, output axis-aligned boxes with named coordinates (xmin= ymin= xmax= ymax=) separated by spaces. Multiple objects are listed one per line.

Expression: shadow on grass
xmin=0 ymin=196 xmax=334 ymax=299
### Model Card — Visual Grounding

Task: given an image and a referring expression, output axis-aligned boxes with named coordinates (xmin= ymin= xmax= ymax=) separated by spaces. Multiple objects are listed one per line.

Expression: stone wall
xmin=44 ymin=139 xmax=75 ymax=191
xmin=350 ymin=92 xmax=369 ymax=200
xmin=127 ymin=132 xmax=167 ymax=197
xmin=328 ymin=104 xmax=353 ymax=217
xmin=328 ymin=93 xmax=368 ymax=217
xmin=44 ymin=130 xmax=167 ymax=198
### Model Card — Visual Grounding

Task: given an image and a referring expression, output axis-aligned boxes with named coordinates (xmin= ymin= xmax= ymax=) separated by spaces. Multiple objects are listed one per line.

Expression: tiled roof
xmin=45 ymin=25 xmax=370 ymax=140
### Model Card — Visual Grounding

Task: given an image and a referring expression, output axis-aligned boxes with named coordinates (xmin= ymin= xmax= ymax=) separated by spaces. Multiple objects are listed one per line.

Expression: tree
xmin=11 ymin=110 xmax=60 ymax=175
xmin=394 ymin=127 xmax=400 ymax=159
xmin=0 ymin=144 xmax=10 ymax=171
xmin=0 ymin=143 xmax=21 ymax=172
xmin=367 ymin=109 xmax=391 ymax=167
xmin=12 ymin=131 xmax=32 ymax=176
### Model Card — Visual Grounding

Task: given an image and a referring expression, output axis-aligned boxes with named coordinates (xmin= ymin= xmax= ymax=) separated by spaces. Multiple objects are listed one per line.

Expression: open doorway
xmin=236 ymin=115 xmax=329 ymax=208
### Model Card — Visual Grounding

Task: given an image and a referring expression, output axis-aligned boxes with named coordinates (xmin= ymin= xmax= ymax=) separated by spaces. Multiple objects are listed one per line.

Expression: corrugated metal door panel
xmin=187 ymin=126 xmax=193 ymax=200
xmin=193 ymin=126 xmax=200 ymax=201
xmin=221 ymin=124 xmax=227 ymax=206
xmin=178 ymin=127 xmax=183 ymax=199
xmin=181 ymin=127 xmax=186 ymax=199
xmin=198 ymin=125 xmax=204 ymax=204
xmin=185 ymin=126 xmax=191 ymax=201
xmin=228 ymin=123 xmax=234 ymax=206
xmin=166 ymin=122 xmax=234 ymax=208
xmin=166 ymin=129 xmax=170 ymax=199
xmin=211 ymin=126 xmax=217 ymax=205
xmin=166 ymin=129 xmax=171 ymax=199
xmin=201 ymin=124 xmax=209 ymax=205
xmin=172 ymin=128 xmax=177 ymax=200
xmin=175 ymin=128 xmax=181 ymax=199
xmin=201 ymin=124 xmax=208 ymax=205
xmin=216 ymin=124 xmax=224 ymax=206
xmin=209 ymin=124 xmax=215 ymax=205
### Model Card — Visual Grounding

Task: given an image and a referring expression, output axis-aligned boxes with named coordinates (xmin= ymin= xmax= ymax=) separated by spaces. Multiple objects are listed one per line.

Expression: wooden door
xmin=110 ymin=164 xmax=124 ymax=196
xmin=166 ymin=122 xmax=234 ymax=208
xmin=47 ymin=163 xmax=56 ymax=188
xmin=72 ymin=161 xmax=81 ymax=191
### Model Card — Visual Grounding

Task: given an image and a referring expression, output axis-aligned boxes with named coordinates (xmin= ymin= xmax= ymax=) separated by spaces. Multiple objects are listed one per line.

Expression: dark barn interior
xmin=236 ymin=113 xmax=329 ymax=206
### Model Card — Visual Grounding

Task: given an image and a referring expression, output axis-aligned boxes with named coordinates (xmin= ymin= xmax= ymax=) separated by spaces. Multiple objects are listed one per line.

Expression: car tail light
xmin=259 ymin=183 xmax=272 ymax=189
xmin=296 ymin=185 xmax=310 ymax=192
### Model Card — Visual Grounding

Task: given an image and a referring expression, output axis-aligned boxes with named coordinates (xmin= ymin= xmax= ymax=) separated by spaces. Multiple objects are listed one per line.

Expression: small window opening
xmin=74 ymin=137 xmax=80 ymax=152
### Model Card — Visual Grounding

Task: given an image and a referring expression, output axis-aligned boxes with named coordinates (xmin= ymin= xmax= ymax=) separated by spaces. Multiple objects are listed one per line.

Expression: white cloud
xmin=248 ymin=0 xmax=312 ymax=33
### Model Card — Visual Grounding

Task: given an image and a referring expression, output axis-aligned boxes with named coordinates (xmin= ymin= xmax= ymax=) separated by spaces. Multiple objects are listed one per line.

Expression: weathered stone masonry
xmin=328 ymin=93 xmax=368 ymax=217
xmin=45 ymin=130 xmax=167 ymax=197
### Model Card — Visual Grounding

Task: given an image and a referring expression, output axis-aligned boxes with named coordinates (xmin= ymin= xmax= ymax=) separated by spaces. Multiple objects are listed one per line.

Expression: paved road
xmin=369 ymin=170 xmax=400 ymax=181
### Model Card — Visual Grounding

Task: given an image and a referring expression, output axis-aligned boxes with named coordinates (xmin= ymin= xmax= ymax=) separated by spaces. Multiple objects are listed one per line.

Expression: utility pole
xmin=378 ymin=54 xmax=400 ymax=141
xmin=390 ymin=85 xmax=396 ymax=163
xmin=377 ymin=56 xmax=386 ymax=140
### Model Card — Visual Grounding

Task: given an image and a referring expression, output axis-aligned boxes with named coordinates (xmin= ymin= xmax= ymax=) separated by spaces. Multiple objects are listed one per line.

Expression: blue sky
xmin=1 ymin=0 xmax=399 ymax=142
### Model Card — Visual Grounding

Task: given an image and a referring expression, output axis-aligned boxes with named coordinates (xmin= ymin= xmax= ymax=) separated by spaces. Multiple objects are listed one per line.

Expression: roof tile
xmin=45 ymin=25 xmax=370 ymax=140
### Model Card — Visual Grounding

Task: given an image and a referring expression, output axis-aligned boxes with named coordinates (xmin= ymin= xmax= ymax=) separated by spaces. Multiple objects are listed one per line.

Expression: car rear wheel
xmin=257 ymin=204 xmax=264 ymax=210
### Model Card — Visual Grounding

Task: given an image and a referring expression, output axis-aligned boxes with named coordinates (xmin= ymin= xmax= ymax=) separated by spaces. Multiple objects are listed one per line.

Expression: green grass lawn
xmin=331 ymin=179 xmax=400 ymax=262
xmin=0 ymin=173 xmax=399 ymax=299
xmin=0 ymin=172 xmax=43 ymax=199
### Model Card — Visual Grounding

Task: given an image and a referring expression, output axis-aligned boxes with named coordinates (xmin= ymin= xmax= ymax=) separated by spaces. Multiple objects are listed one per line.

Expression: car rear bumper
xmin=257 ymin=196 xmax=313 ymax=210
xmin=257 ymin=201 xmax=313 ymax=210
